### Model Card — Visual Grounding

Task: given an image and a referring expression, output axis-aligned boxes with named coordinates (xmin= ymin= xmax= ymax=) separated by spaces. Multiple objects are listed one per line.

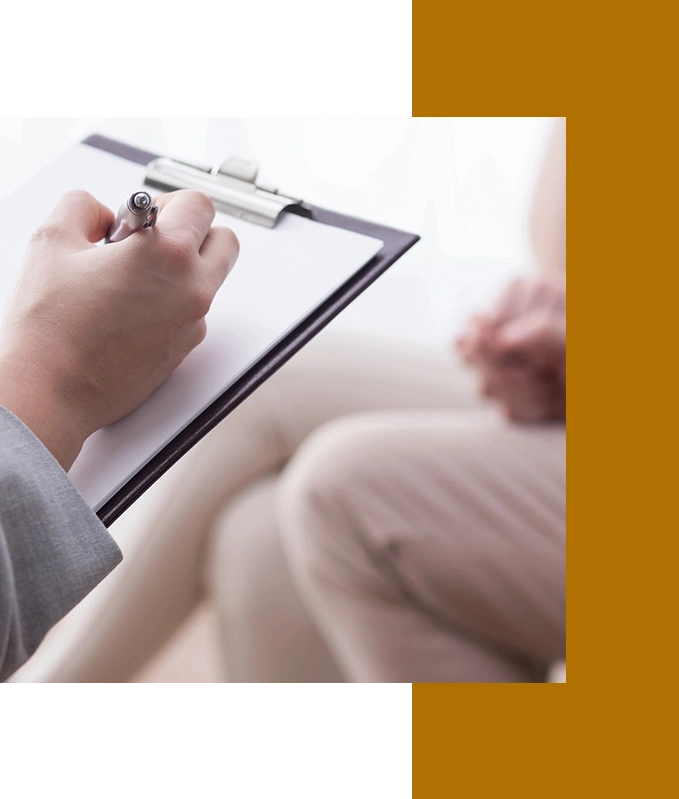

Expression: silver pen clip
xmin=142 ymin=203 xmax=159 ymax=228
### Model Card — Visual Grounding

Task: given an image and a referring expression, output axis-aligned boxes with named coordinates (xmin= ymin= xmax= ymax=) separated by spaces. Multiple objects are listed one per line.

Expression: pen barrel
xmin=106 ymin=194 xmax=153 ymax=243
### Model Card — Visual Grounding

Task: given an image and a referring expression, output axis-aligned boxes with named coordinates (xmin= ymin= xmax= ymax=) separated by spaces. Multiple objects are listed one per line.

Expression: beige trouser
xmin=36 ymin=335 xmax=564 ymax=683
xmin=280 ymin=412 xmax=565 ymax=682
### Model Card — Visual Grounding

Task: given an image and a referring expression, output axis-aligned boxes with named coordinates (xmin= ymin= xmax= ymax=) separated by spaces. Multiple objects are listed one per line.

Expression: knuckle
xmin=162 ymin=232 xmax=197 ymax=264
xmin=63 ymin=188 xmax=93 ymax=204
xmin=190 ymin=320 xmax=208 ymax=348
xmin=212 ymin=226 xmax=240 ymax=275
xmin=221 ymin=226 xmax=239 ymax=254
xmin=226 ymin=230 xmax=240 ymax=263
xmin=30 ymin=222 xmax=66 ymax=246
xmin=187 ymin=287 xmax=214 ymax=320
xmin=185 ymin=190 xmax=215 ymax=216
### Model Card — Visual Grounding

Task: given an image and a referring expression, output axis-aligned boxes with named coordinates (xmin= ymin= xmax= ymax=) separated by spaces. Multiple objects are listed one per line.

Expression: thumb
xmin=44 ymin=190 xmax=115 ymax=246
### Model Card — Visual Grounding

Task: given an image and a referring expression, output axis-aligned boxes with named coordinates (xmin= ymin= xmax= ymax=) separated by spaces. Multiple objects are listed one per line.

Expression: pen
xmin=105 ymin=191 xmax=158 ymax=243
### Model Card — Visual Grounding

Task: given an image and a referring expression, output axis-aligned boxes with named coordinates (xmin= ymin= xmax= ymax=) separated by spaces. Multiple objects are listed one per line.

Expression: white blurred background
xmin=0 ymin=118 xmax=553 ymax=345
xmin=2 ymin=117 xmax=556 ymax=681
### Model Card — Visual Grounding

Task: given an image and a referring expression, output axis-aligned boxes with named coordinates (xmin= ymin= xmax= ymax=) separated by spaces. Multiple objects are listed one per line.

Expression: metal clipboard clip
xmin=144 ymin=156 xmax=308 ymax=228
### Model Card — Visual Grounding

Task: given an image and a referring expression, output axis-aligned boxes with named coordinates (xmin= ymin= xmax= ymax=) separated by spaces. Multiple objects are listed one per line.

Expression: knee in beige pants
xmin=279 ymin=411 xmax=566 ymax=683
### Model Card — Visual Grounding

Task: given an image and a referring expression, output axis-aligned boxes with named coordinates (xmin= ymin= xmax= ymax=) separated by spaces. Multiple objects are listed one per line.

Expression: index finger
xmin=42 ymin=190 xmax=115 ymax=246
xmin=154 ymin=190 xmax=216 ymax=248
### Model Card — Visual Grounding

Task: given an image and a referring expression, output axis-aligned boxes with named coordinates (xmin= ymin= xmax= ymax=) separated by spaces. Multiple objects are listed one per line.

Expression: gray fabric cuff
xmin=0 ymin=406 xmax=122 ymax=680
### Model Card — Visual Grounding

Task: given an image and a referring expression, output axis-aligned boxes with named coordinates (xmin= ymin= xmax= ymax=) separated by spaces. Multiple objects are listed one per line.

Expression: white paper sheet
xmin=0 ymin=144 xmax=383 ymax=510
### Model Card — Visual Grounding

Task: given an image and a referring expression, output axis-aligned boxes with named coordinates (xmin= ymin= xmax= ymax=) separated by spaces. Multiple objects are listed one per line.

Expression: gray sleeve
xmin=0 ymin=406 xmax=122 ymax=681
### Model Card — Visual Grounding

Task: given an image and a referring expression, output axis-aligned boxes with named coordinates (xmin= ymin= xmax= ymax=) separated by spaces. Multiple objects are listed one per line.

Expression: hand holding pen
xmin=0 ymin=189 xmax=238 ymax=470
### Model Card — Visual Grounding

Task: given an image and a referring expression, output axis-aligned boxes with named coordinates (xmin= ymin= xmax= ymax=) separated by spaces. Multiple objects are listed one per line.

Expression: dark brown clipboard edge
xmin=83 ymin=135 xmax=420 ymax=528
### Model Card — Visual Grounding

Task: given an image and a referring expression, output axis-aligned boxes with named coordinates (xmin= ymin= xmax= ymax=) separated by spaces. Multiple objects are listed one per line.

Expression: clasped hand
xmin=457 ymin=275 xmax=566 ymax=422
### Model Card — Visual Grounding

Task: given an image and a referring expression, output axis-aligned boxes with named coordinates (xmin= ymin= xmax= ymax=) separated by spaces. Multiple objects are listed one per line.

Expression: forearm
xmin=530 ymin=117 xmax=566 ymax=276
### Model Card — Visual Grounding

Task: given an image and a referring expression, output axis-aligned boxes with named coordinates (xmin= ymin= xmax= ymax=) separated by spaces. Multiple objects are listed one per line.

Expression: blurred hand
xmin=0 ymin=189 xmax=239 ymax=469
xmin=456 ymin=276 xmax=566 ymax=422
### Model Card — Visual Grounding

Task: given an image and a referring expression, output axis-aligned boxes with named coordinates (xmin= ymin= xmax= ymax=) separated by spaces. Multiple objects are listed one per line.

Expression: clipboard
xmin=60 ymin=135 xmax=418 ymax=527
